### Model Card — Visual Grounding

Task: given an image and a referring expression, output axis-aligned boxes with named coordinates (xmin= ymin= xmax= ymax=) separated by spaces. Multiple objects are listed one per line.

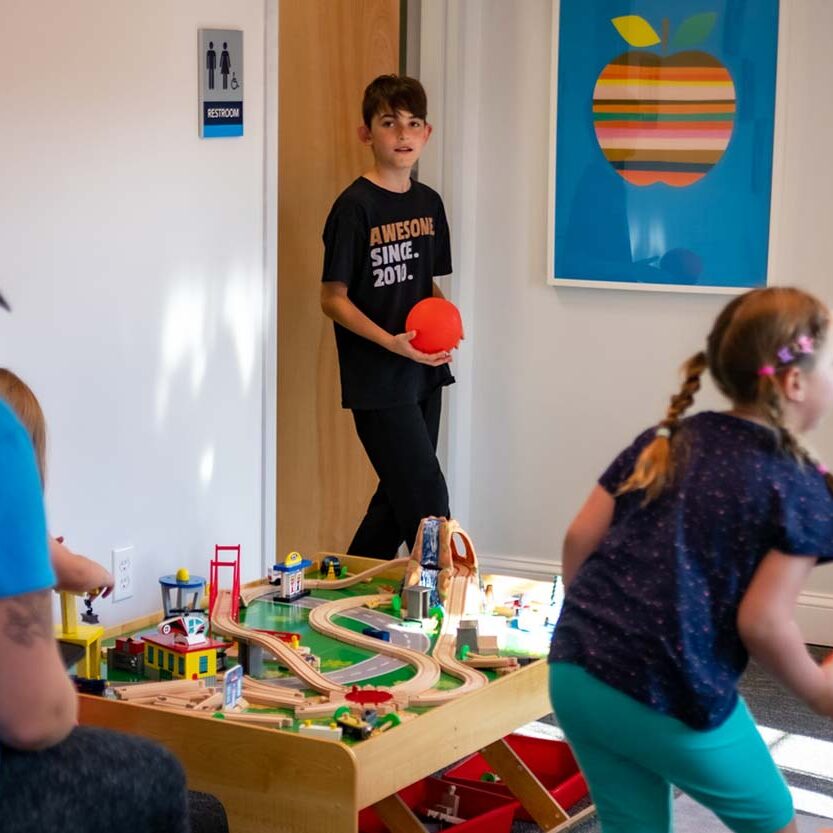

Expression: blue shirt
xmin=0 ymin=400 xmax=54 ymax=599
xmin=550 ymin=411 xmax=833 ymax=729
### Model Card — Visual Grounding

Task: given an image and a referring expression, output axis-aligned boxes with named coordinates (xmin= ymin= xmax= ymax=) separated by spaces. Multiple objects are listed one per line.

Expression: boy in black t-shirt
xmin=320 ymin=75 xmax=456 ymax=559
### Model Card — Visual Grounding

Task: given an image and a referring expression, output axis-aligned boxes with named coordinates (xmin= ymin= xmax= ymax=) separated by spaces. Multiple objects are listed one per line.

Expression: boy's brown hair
xmin=362 ymin=74 xmax=427 ymax=128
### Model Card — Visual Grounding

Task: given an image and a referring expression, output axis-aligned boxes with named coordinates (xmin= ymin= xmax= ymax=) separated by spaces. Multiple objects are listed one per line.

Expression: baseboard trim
xmin=795 ymin=591 xmax=833 ymax=648
xmin=478 ymin=552 xmax=558 ymax=583
xmin=477 ymin=553 xmax=833 ymax=648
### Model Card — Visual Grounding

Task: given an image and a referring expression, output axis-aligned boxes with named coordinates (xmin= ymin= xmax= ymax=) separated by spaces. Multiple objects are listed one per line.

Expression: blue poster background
xmin=553 ymin=0 xmax=779 ymax=288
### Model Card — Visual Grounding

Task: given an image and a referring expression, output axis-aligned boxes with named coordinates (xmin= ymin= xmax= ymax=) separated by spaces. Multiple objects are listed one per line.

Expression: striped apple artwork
xmin=593 ymin=12 xmax=735 ymax=187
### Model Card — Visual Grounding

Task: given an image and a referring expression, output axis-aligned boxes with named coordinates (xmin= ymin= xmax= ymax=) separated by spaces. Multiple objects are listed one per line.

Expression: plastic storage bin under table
xmin=359 ymin=776 xmax=516 ymax=833
xmin=443 ymin=733 xmax=588 ymax=822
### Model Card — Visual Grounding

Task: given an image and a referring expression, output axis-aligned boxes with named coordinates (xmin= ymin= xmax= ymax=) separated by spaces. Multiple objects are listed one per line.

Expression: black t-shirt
xmin=321 ymin=176 xmax=455 ymax=409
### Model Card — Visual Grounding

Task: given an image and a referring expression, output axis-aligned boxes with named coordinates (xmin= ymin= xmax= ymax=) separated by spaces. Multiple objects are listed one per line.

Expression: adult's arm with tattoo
xmin=4 ymin=590 xmax=53 ymax=645
xmin=0 ymin=589 xmax=77 ymax=749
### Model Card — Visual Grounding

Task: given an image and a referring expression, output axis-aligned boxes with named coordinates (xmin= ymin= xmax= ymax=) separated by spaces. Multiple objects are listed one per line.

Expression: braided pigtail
xmin=759 ymin=374 xmax=802 ymax=460
xmin=618 ymin=351 xmax=708 ymax=503
xmin=759 ymin=376 xmax=833 ymax=497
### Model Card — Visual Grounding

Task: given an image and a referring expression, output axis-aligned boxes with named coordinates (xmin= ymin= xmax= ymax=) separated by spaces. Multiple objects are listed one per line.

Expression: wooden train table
xmin=79 ymin=554 xmax=584 ymax=833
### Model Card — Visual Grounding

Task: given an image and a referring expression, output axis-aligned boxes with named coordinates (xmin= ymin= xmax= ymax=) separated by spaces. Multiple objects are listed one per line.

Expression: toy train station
xmin=142 ymin=630 xmax=228 ymax=681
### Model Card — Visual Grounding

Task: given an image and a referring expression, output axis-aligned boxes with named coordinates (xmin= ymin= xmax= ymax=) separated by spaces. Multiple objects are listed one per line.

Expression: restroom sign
xmin=199 ymin=29 xmax=243 ymax=138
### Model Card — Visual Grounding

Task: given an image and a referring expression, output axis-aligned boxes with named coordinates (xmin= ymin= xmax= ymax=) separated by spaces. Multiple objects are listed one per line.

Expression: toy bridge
xmin=208 ymin=544 xmax=241 ymax=622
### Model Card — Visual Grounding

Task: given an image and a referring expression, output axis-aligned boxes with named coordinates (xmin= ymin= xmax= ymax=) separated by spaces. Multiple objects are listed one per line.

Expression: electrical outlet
xmin=112 ymin=546 xmax=134 ymax=602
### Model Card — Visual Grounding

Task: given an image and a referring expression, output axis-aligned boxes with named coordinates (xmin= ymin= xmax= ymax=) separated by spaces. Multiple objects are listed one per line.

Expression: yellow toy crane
xmin=55 ymin=591 xmax=104 ymax=679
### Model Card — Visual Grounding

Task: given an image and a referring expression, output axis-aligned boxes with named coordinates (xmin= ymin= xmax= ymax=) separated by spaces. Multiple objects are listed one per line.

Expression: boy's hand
xmin=389 ymin=331 xmax=452 ymax=366
xmin=51 ymin=536 xmax=115 ymax=598
xmin=91 ymin=572 xmax=116 ymax=599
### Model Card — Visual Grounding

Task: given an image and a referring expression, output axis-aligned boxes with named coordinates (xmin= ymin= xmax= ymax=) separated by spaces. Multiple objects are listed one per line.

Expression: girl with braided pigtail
xmin=549 ymin=287 xmax=833 ymax=833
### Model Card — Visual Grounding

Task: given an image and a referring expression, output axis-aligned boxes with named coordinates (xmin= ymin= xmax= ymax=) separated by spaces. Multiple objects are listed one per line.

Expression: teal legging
xmin=549 ymin=663 xmax=794 ymax=833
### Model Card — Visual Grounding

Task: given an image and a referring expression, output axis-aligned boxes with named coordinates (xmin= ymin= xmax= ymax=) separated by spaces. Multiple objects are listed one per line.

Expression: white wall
xmin=421 ymin=1 xmax=833 ymax=641
xmin=4 ymin=0 xmax=831 ymax=639
xmin=0 ymin=0 xmax=275 ymax=625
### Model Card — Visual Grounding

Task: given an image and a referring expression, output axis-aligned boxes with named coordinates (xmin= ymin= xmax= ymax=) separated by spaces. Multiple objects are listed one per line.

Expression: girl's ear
xmin=781 ymin=365 xmax=806 ymax=403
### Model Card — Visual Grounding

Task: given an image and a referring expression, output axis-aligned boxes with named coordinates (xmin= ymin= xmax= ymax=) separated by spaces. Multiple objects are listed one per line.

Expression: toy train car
xmin=320 ymin=555 xmax=342 ymax=577
xmin=107 ymin=637 xmax=145 ymax=675
xmin=336 ymin=710 xmax=378 ymax=740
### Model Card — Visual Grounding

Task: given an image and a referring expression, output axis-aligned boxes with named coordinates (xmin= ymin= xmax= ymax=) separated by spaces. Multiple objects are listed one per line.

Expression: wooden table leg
xmin=372 ymin=794 xmax=427 ymax=833
xmin=481 ymin=738 xmax=569 ymax=831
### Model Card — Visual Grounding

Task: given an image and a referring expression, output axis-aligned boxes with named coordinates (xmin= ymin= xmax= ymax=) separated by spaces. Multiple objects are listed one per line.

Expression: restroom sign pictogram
xmin=199 ymin=29 xmax=243 ymax=138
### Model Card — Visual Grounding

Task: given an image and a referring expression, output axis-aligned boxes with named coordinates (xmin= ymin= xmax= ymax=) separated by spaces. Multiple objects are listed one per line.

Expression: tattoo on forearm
xmin=2 ymin=591 xmax=52 ymax=646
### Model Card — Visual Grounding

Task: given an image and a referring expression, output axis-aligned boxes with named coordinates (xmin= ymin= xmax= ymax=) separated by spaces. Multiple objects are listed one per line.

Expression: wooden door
xmin=277 ymin=1 xmax=400 ymax=558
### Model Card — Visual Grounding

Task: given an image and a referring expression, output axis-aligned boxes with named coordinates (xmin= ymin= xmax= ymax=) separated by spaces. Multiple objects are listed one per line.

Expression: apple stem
xmin=662 ymin=18 xmax=669 ymax=54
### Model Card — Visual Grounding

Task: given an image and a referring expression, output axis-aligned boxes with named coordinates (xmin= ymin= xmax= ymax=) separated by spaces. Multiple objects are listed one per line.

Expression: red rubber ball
xmin=405 ymin=298 xmax=463 ymax=353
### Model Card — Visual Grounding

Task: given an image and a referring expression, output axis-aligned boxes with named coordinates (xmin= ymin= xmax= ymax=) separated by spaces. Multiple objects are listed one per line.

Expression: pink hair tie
xmin=797 ymin=335 xmax=815 ymax=354
xmin=819 ymin=464 xmax=829 ymax=476
xmin=758 ymin=365 xmax=776 ymax=377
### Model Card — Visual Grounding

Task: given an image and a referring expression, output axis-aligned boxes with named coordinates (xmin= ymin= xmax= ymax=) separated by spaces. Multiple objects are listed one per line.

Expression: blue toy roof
xmin=272 ymin=559 xmax=312 ymax=573
xmin=159 ymin=575 xmax=207 ymax=589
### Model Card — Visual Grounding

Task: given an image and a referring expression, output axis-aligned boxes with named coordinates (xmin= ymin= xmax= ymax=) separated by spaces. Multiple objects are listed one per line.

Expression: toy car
xmin=158 ymin=613 xmax=207 ymax=645
xmin=362 ymin=626 xmax=391 ymax=642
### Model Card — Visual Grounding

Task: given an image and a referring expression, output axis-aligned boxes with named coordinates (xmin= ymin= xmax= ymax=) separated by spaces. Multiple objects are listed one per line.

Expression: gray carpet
xmin=513 ymin=646 xmax=833 ymax=832
xmin=673 ymin=794 xmax=828 ymax=833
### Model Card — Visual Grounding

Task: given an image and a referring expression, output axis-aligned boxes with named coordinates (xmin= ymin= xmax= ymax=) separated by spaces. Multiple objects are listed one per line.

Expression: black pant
xmin=348 ymin=388 xmax=450 ymax=559
xmin=0 ymin=726 xmax=190 ymax=833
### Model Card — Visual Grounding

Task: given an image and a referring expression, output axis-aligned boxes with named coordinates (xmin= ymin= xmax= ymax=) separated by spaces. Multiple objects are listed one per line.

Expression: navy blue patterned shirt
xmin=549 ymin=411 xmax=833 ymax=729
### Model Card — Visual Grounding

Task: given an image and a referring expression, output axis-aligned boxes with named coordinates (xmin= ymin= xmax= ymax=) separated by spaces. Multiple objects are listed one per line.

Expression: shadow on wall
xmin=560 ymin=161 xmax=704 ymax=285
xmin=155 ymin=266 xmax=262 ymax=491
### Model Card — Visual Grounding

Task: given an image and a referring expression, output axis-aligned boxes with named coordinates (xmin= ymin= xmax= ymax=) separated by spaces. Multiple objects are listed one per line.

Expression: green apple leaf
xmin=611 ymin=15 xmax=661 ymax=48
xmin=670 ymin=12 xmax=717 ymax=49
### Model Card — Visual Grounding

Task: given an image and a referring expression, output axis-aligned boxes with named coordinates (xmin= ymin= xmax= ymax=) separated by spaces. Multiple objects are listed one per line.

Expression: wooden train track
xmin=239 ymin=556 xmax=410 ymax=607
xmin=212 ymin=590 xmax=343 ymax=694
xmin=410 ymin=572 xmax=489 ymax=707
xmin=306 ymin=594 xmax=442 ymax=696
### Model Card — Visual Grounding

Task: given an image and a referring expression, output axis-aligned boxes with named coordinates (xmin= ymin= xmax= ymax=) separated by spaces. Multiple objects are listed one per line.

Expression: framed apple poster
xmin=548 ymin=0 xmax=780 ymax=292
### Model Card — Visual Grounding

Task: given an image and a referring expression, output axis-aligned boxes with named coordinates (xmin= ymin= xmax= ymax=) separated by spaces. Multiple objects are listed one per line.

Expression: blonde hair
xmin=0 ymin=369 xmax=47 ymax=487
xmin=618 ymin=287 xmax=833 ymax=502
